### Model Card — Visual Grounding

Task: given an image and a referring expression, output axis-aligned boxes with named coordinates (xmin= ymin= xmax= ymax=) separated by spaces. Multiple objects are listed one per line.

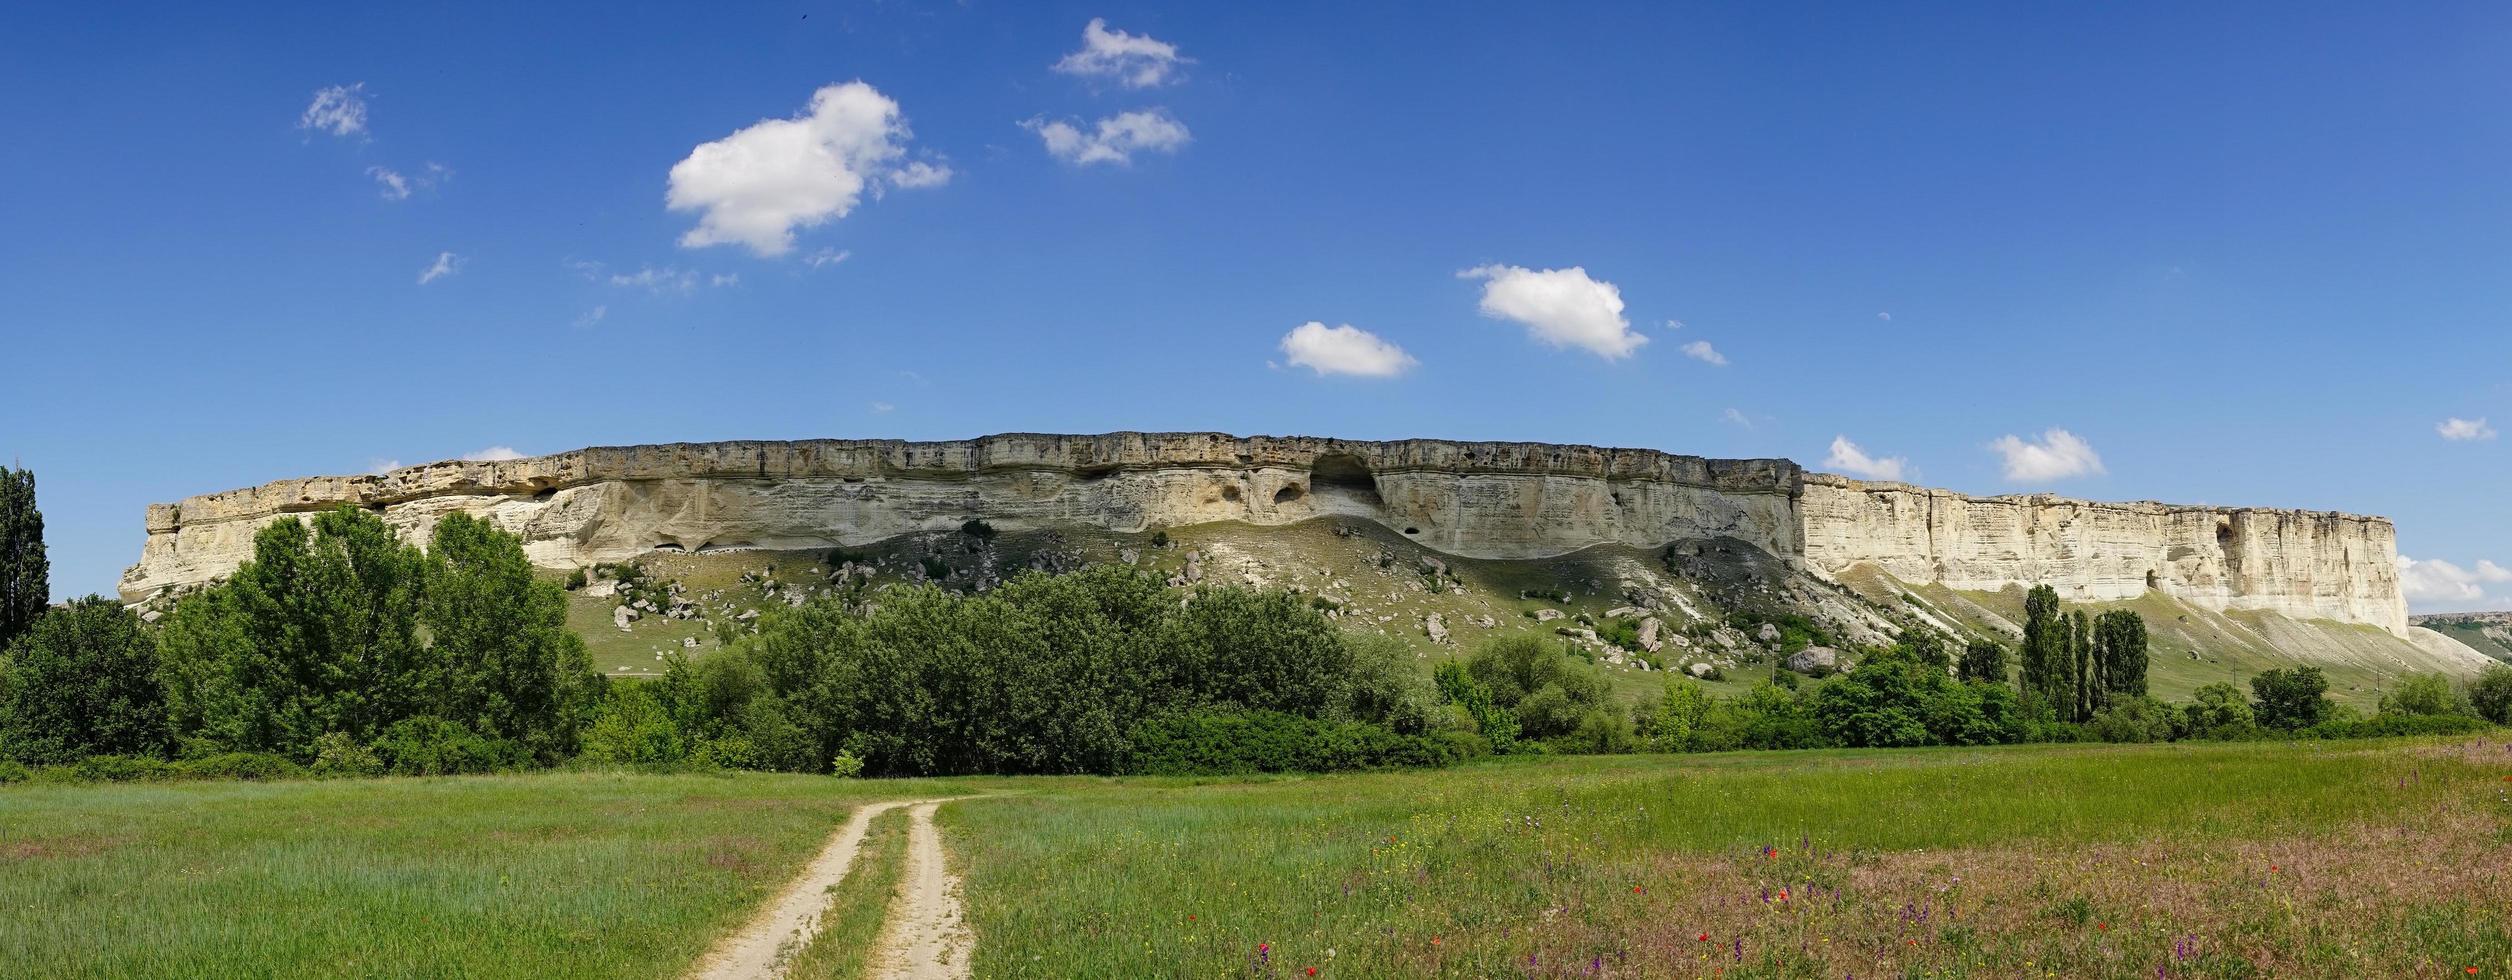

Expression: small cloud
xmin=711 ymin=273 xmax=739 ymax=287
xmin=565 ymin=259 xmax=605 ymax=280
xmin=1023 ymin=109 xmax=1191 ymax=166
xmin=610 ymin=266 xmax=698 ymax=293
xmin=806 ymin=248 xmax=852 ymax=268
xmin=1679 ymin=340 xmax=1727 ymax=366
xmin=1990 ymin=428 xmax=2105 ymax=482
xmin=1052 ymin=18 xmax=1190 ymax=88
xmin=299 ymin=83 xmax=368 ymax=137
xmin=666 ymin=81 xmax=942 ymax=257
xmin=898 ymin=370 xmax=928 ymax=386
xmin=1663 ymin=319 xmax=1684 ymax=330
xmin=573 ymin=305 xmax=607 ymax=328
xmin=2438 ymin=417 xmax=2497 ymax=441
xmin=417 ymin=251 xmax=463 ymax=285
xmin=1457 ymin=263 xmax=1644 ymax=360
xmin=365 ymin=458 xmax=402 ymax=475
xmin=870 ymin=401 xmax=896 ymax=414
xmin=1877 ymin=311 xmax=1891 ymax=322
xmin=367 ymin=162 xmax=451 ymax=201
xmin=1824 ymin=435 xmax=1907 ymax=481
xmin=463 ymin=446 xmax=526 ymax=462
xmin=1720 ymin=408 xmax=1754 ymax=429
xmin=1278 ymin=322 xmax=1417 ymax=378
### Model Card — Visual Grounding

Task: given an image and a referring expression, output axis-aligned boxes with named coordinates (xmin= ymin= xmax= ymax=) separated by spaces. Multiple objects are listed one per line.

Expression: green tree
xmin=0 ymin=467 xmax=46 ymax=654
xmin=1957 ymin=638 xmax=2008 ymax=684
xmin=2377 ymin=673 xmax=2466 ymax=718
xmin=1459 ymin=634 xmax=1610 ymax=741
xmin=2069 ymin=609 xmax=2095 ymax=722
xmin=2179 ymin=681 xmax=2256 ymax=738
xmin=420 ymin=513 xmax=601 ymax=761
xmin=158 ymin=506 xmax=431 ymax=759
xmin=2093 ymin=610 xmax=2149 ymax=705
xmin=1635 ymin=677 xmax=1713 ymax=752
xmin=2087 ymin=695 xmax=2175 ymax=743
xmin=2250 ymin=666 xmax=2331 ymax=730
xmin=2471 ymin=665 xmax=2512 ymax=725
xmin=0 ymin=597 xmax=169 ymax=764
xmin=2019 ymin=585 xmax=2071 ymax=719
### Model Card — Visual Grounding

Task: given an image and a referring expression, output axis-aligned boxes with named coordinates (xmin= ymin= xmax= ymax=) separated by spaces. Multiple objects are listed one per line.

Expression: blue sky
xmin=6 ymin=2 xmax=2512 ymax=609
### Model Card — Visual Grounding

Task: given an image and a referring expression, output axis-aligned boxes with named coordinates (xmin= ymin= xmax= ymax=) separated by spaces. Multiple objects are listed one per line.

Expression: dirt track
xmin=685 ymin=796 xmax=981 ymax=980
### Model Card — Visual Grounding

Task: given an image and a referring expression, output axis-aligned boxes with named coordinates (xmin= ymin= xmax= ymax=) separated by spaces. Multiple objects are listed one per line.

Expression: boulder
xmin=613 ymin=605 xmax=638 ymax=631
xmin=1756 ymin=622 xmax=1782 ymax=645
xmin=1786 ymin=646 xmax=1840 ymax=674
xmin=1425 ymin=613 xmax=1450 ymax=645
xmin=1534 ymin=608 xmax=1564 ymax=622
xmin=1687 ymin=661 xmax=1713 ymax=678
xmin=1637 ymin=617 xmax=1663 ymax=653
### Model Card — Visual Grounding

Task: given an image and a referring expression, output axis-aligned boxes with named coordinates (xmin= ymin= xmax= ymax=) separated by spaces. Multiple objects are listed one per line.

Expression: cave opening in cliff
xmin=2215 ymin=520 xmax=2233 ymax=548
xmin=1273 ymin=483 xmax=1305 ymax=505
xmin=1309 ymin=453 xmax=1385 ymax=511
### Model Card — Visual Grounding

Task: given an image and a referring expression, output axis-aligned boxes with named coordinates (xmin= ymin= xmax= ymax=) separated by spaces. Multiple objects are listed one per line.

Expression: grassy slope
xmin=2420 ymin=619 xmax=2512 ymax=662
xmin=0 ymin=771 xmax=969 ymax=979
xmin=944 ymin=738 xmax=2512 ymax=978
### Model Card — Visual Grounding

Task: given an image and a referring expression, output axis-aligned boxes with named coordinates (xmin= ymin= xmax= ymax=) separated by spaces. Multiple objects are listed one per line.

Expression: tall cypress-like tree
xmin=0 ymin=466 xmax=48 ymax=654
xmin=2094 ymin=609 xmax=2149 ymax=702
xmin=2020 ymin=585 xmax=2068 ymax=717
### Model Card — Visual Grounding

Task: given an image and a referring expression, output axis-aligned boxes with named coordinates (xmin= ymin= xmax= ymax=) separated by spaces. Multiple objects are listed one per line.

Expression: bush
xmin=2378 ymin=673 xmax=2467 ymax=718
xmin=1458 ymin=635 xmax=1610 ymax=742
xmin=176 ymin=752 xmax=304 ymax=781
xmin=578 ymin=684 xmax=691 ymax=767
xmin=2177 ymin=682 xmax=2257 ymax=739
xmin=2088 ymin=696 xmax=2176 ymax=743
xmin=830 ymin=752 xmax=865 ymax=778
xmin=68 ymin=755 xmax=178 ymax=782
xmin=368 ymin=717 xmax=522 ymax=776
xmin=1124 ymin=711 xmax=1454 ymax=775
xmin=2305 ymin=712 xmax=2491 ymax=740
xmin=0 ymin=759 xmax=30 ymax=784
xmin=310 ymin=732 xmax=384 ymax=778
xmin=2473 ymin=666 xmax=2512 ymax=725
xmin=0 ymin=596 xmax=170 ymax=765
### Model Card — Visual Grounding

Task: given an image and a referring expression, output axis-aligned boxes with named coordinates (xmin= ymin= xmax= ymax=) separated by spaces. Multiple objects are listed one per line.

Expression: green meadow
xmin=6 ymin=737 xmax=2509 ymax=978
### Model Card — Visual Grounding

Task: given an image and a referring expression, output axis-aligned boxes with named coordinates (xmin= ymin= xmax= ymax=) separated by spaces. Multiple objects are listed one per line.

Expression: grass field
xmin=6 ymin=739 xmax=2508 ymax=978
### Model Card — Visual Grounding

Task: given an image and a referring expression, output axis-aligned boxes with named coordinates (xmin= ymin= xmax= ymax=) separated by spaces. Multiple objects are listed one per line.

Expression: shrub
xmin=2305 ymin=712 xmax=2490 ymax=740
xmin=0 ymin=759 xmax=30 ymax=784
xmin=2177 ymin=682 xmax=2257 ymax=739
xmin=68 ymin=755 xmax=178 ymax=782
xmin=1458 ymin=635 xmax=1610 ymax=742
xmin=2088 ymin=696 xmax=2176 ymax=743
xmin=368 ymin=717 xmax=522 ymax=776
xmin=177 ymin=752 xmax=304 ymax=781
xmin=0 ymin=596 xmax=170 ymax=765
xmin=579 ymin=684 xmax=691 ymax=767
xmin=1149 ymin=530 xmax=1170 ymax=549
xmin=2378 ymin=673 xmax=2467 ymax=718
xmin=830 ymin=752 xmax=865 ymax=778
xmin=564 ymin=568 xmax=588 ymax=591
xmin=1124 ymin=711 xmax=1453 ymax=775
xmin=309 ymin=732 xmax=384 ymax=778
xmin=2473 ymin=666 xmax=2512 ymax=725
xmin=959 ymin=519 xmax=998 ymax=543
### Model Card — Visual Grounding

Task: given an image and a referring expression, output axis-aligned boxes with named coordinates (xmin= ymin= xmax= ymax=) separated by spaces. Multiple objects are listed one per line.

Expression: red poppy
xmin=1308 ymin=969 xmax=1318 ymax=976
xmin=2096 ymin=922 xmax=2108 ymax=931
xmin=1697 ymin=933 xmax=1710 ymax=942
xmin=1632 ymin=885 xmax=1645 ymax=894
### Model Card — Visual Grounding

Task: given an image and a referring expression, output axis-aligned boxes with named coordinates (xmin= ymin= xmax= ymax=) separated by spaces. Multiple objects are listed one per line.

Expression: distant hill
xmin=2408 ymin=611 xmax=2512 ymax=664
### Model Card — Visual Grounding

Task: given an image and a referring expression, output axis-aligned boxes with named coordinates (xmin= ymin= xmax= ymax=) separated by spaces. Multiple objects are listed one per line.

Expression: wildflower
xmin=1431 ymin=936 xmax=1442 ymax=946
xmin=2097 ymin=922 xmax=2109 ymax=932
xmin=1698 ymin=933 xmax=1711 ymax=942
xmin=1633 ymin=884 xmax=1645 ymax=894
xmin=1307 ymin=969 xmax=1318 ymax=976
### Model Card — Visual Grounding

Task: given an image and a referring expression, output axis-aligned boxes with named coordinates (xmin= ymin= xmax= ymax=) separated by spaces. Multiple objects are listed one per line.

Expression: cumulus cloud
xmin=1457 ymin=264 xmax=1645 ymax=360
xmin=1052 ymin=18 xmax=1189 ymax=88
xmin=870 ymin=401 xmax=896 ymax=414
xmin=416 ymin=251 xmax=463 ymax=285
xmin=1680 ymin=340 xmax=1727 ymax=366
xmin=1990 ymin=428 xmax=2105 ymax=482
xmin=2438 ymin=417 xmax=2497 ymax=441
xmin=573 ymin=305 xmax=607 ymax=328
xmin=365 ymin=458 xmax=402 ymax=475
xmin=463 ymin=446 xmax=526 ymax=462
xmin=1824 ymin=436 xmax=1907 ymax=481
xmin=610 ymin=266 xmax=699 ymax=293
xmin=1023 ymin=109 xmax=1191 ymax=166
xmin=666 ymin=82 xmax=943 ymax=257
xmin=1721 ymin=408 xmax=1754 ymax=429
xmin=1278 ymin=322 xmax=1417 ymax=378
xmin=806 ymin=247 xmax=852 ymax=268
xmin=2397 ymin=554 xmax=2512 ymax=607
xmin=299 ymin=83 xmax=368 ymax=137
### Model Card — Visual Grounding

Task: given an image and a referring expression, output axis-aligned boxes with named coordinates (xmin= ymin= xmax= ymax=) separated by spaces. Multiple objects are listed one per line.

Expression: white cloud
xmin=2397 ymin=554 xmax=2512 ymax=607
xmin=890 ymin=160 xmax=953 ymax=189
xmin=463 ymin=446 xmax=526 ymax=462
xmin=1663 ymin=319 xmax=1684 ymax=330
xmin=1990 ymin=428 xmax=2105 ymax=482
xmin=1278 ymin=322 xmax=1417 ymax=378
xmin=1878 ymin=312 xmax=1892 ymax=321
xmin=1824 ymin=435 xmax=1907 ymax=481
xmin=1052 ymin=18 xmax=1190 ymax=88
xmin=2438 ymin=417 xmax=2496 ymax=441
xmin=367 ymin=162 xmax=450 ymax=201
xmin=1679 ymin=340 xmax=1727 ymax=366
xmin=574 ymin=305 xmax=607 ymax=328
xmin=666 ymin=82 xmax=941 ymax=257
xmin=416 ymin=251 xmax=463 ymax=284
xmin=1457 ymin=264 xmax=1645 ymax=360
xmin=365 ymin=458 xmax=401 ymax=475
xmin=611 ymin=266 xmax=697 ymax=293
xmin=1721 ymin=408 xmax=1754 ymax=429
xmin=806 ymin=247 xmax=852 ymax=268
xmin=870 ymin=401 xmax=896 ymax=414
xmin=299 ymin=83 xmax=368 ymax=137
xmin=1023 ymin=109 xmax=1191 ymax=166
xmin=711 ymin=273 xmax=739 ymax=287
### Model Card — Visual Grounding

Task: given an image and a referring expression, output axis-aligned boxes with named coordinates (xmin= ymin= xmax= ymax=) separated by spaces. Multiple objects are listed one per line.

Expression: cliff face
xmin=118 ymin=433 xmax=2407 ymax=637
xmin=120 ymin=434 xmax=1801 ymax=602
xmin=1798 ymin=473 xmax=2408 ymax=635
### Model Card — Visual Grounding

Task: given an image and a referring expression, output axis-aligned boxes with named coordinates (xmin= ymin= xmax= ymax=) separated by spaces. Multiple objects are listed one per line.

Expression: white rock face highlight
xmin=119 ymin=433 xmax=2409 ymax=639
xmin=1798 ymin=473 xmax=2408 ymax=636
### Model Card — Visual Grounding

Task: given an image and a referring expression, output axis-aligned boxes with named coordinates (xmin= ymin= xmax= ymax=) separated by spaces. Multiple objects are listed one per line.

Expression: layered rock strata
xmin=120 ymin=432 xmax=2407 ymax=636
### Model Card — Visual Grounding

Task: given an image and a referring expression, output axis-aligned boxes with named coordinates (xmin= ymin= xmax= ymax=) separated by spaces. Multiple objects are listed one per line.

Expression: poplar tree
xmin=0 ymin=466 xmax=47 ymax=654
